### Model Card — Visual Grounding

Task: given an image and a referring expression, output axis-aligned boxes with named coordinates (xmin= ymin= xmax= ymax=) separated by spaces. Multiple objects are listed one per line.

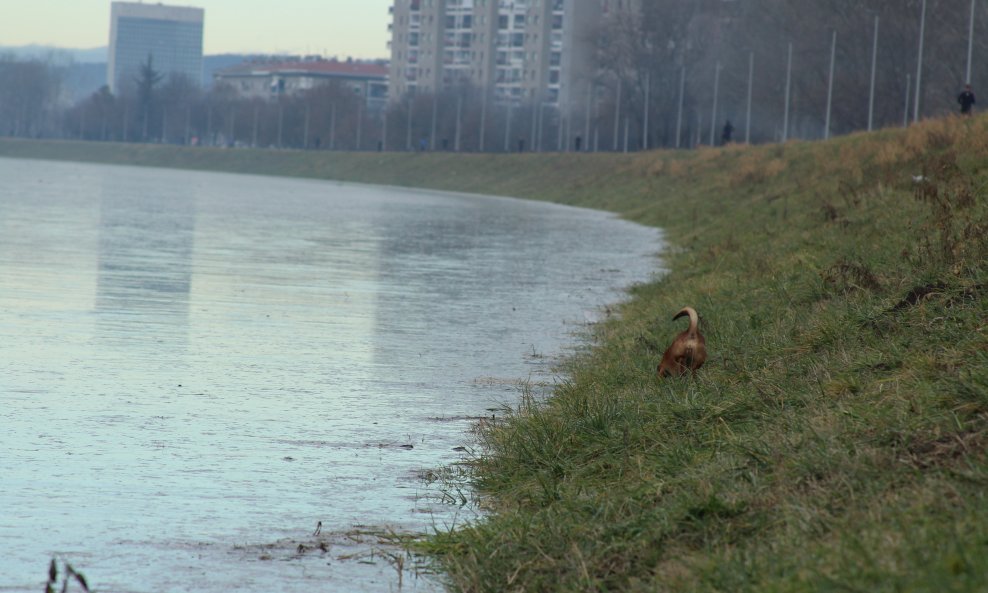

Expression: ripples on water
xmin=0 ymin=158 xmax=662 ymax=592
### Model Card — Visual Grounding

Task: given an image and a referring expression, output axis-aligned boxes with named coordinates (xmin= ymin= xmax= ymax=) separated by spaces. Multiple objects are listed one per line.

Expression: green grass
xmin=2 ymin=115 xmax=987 ymax=592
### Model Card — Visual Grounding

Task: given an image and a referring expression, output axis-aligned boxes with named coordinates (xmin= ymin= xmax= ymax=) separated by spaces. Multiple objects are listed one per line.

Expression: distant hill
xmin=0 ymin=45 xmax=107 ymax=64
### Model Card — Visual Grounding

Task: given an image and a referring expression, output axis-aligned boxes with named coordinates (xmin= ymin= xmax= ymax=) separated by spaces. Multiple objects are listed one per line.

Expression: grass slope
xmin=2 ymin=116 xmax=987 ymax=592
xmin=422 ymin=120 xmax=988 ymax=593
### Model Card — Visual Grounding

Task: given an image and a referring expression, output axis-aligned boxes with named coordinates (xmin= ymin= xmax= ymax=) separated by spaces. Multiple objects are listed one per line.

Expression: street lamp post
xmin=613 ymin=79 xmax=622 ymax=151
xmin=430 ymin=95 xmax=438 ymax=150
xmin=504 ymin=104 xmax=513 ymax=152
xmin=824 ymin=30 xmax=837 ymax=140
xmin=903 ymin=74 xmax=912 ymax=128
xmin=643 ymin=72 xmax=650 ymax=151
xmin=405 ymin=99 xmax=412 ymax=151
xmin=676 ymin=66 xmax=686 ymax=148
xmin=782 ymin=42 xmax=793 ymax=142
xmin=745 ymin=52 xmax=754 ymax=144
xmin=455 ymin=96 xmax=462 ymax=152
xmin=914 ymin=0 xmax=927 ymax=123
xmin=868 ymin=16 xmax=879 ymax=132
xmin=968 ymin=0 xmax=977 ymax=84
xmin=709 ymin=62 xmax=721 ymax=146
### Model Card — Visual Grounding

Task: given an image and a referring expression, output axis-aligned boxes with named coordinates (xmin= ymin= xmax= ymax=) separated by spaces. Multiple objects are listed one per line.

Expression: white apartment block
xmin=389 ymin=0 xmax=628 ymax=113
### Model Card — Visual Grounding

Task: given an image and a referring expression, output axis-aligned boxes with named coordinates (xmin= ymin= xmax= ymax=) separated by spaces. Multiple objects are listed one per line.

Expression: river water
xmin=0 ymin=157 xmax=661 ymax=592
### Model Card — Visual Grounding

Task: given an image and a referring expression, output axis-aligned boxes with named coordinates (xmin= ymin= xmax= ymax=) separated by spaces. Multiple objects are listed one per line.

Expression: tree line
xmin=1 ymin=0 xmax=985 ymax=152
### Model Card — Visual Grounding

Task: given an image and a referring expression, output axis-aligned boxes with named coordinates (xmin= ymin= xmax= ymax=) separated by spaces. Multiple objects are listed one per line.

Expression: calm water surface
xmin=0 ymin=158 xmax=662 ymax=592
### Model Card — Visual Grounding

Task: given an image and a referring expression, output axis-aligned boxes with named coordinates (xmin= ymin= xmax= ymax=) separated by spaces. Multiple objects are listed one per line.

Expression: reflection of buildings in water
xmin=369 ymin=196 xmax=555 ymax=379
xmin=95 ymin=177 xmax=197 ymax=345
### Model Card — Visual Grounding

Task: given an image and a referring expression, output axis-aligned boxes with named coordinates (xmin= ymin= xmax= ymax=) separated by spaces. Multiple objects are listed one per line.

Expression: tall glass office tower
xmin=107 ymin=2 xmax=205 ymax=94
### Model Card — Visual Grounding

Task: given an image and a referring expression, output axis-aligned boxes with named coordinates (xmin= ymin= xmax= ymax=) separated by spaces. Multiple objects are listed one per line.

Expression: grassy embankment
xmin=2 ymin=116 xmax=987 ymax=592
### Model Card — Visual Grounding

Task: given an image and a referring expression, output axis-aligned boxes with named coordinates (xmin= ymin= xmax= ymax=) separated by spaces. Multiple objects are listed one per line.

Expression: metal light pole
xmin=709 ymin=61 xmax=721 ymax=146
xmin=914 ymin=0 xmax=927 ymax=123
xmin=405 ymin=98 xmax=412 ymax=151
xmin=531 ymin=102 xmax=538 ymax=152
xmin=745 ymin=52 xmax=754 ymax=144
xmin=539 ymin=102 xmax=549 ymax=152
xmin=566 ymin=108 xmax=574 ymax=152
xmin=613 ymin=79 xmax=622 ymax=151
xmin=330 ymin=103 xmax=337 ymax=150
xmin=455 ymin=96 xmax=462 ymax=152
xmin=824 ymin=30 xmax=836 ymax=140
xmin=594 ymin=91 xmax=601 ymax=152
xmin=557 ymin=112 xmax=564 ymax=152
xmin=584 ymin=81 xmax=592 ymax=152
xmin=968 ymin=0 xmax=977 ymax=84
xmin=430 ymin=95 xmax=438 ymax=150
xmin=381 ymin=109 xmax=387 ymax=152
xmin=356 ymin=104 xmax=363 ymax=151
xmin=479 ymin=91 xmax=488 ymax=152
xmin=184 ymin=105 xmax=191 ymax=145
xmin=277 ymin=103 xmax=284 ymax=148
xmin=504 ymin=104 xmax=512 ymax=152
xmin=304 ymin=103 xmax=311 ymax=149
xmin=643 ymin=72 xmax=651 ymax=151
xmin=868 ymin=16 xmax=879 ymax=132
xmin=623 ymin=117 xmax=630 ymax=153
xmin=252 ymin=104 xmax=259 ymax=147
xmin=676 ymin=66 xmax=686 ymax=148
xmin=783 ymin=42 xmax=793 ymax=142
xmin=904 ymin=74 xmax=912 ymax=128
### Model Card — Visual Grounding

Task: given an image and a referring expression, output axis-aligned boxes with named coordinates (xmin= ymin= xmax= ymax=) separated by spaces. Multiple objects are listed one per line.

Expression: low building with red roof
xmin=214 ymin=58 xmax=389 ymax=108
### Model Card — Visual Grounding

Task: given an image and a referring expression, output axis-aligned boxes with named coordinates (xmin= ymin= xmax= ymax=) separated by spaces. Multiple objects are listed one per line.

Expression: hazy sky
xmin=1 ymin=0 xmax=393 ymax=58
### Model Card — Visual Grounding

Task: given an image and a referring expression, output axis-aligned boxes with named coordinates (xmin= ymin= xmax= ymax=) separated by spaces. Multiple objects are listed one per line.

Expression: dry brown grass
xmin=730 ymin=150 xmax=787 ymax=186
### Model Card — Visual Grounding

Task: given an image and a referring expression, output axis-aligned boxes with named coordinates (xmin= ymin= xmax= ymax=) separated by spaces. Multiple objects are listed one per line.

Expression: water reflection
xmin=0 ymin=158 xmax=662 ymax=593
xmin=95 ymin=174 xmax=196 ymax=347
xmin=371 ymin=194 xmax=556 ymax=384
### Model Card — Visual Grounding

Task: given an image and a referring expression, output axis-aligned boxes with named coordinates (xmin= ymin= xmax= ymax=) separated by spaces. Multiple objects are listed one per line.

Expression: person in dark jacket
xmin=958 ymin=84 xmax=976 ymax=114
xmin=721 ymin=120 xmax=734 ymax=145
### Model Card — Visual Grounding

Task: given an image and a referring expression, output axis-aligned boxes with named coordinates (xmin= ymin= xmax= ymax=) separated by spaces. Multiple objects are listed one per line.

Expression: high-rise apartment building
xmin=388 ymin=0 xmax=623 ymax=113
xmin=107 ymin=2 xmax=205 ymax=94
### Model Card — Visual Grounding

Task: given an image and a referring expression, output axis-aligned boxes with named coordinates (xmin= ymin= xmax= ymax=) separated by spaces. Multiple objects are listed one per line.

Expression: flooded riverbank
xmin=0 ymin=158 xmax=662 ymax=592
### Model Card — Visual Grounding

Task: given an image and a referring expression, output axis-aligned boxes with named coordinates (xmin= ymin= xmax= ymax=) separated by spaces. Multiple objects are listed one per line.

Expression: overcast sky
xmin=0 ymin=0 xmax=393 ymax=58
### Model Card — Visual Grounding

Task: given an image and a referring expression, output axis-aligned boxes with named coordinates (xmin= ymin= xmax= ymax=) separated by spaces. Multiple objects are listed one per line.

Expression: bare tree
xmin=0 ymin=54 xmax=63 ymax=138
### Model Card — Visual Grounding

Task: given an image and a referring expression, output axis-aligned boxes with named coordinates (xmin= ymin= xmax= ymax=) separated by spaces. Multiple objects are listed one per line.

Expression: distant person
xmin=958 ymin=84 xmax=976 ymax=115
xmin=721 ymin=120 xmax=734 ymax=145
xmin=419 ymin=137 xmax=428 ymax=151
